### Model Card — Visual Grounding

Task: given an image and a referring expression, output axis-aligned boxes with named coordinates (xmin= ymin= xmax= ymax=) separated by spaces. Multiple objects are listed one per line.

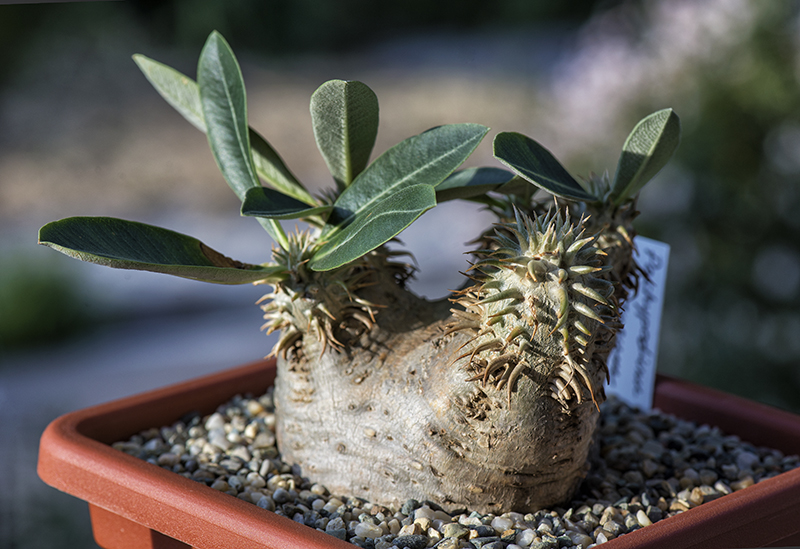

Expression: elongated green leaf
xmin=242 ymin=187 xmax=332 ymax=219
xmin=133 ymin=54 xmax=206 ymax=132
xmin=611 ymin=108 xmax=681 ymax=205
xmin=435 ymin=167 xmax=515 ymax=202
xmin=197 ymin=32 xmax=287 ymax=248
xmin=493 ymin=132 xmax=597 ymax=202
xmin=134 ymin=53 xmax=314 ymax=205
xmin=493 ymin=176 xmax=534 ymax=196
xmin=249 ymin=129 xmax=316 ymax=205
xmin=311 ymin=80 xmax=379 ymax=190
xmin=324 ymin=123 xmax=489 ymax=237
xmin=310 ymin=185 xmax=436 ymax=271
xmin=39 ymin=217 xmax=285 ymax=284
xmin=198 ymin=32 xmax=258 ymax=201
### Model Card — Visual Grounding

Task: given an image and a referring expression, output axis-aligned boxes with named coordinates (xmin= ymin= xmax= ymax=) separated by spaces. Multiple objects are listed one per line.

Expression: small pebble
xmin=736 ymin=451 xmax=760 ymax=471
xmin=398 ymin=523 xmax=421 ymax=536
xmin=434 ymin=539 xmax=460 ymax=549
xmin=393 ymin=534 xmax=428 ymax=549
xmin=514 ymin=528 xmax=536 ymax=547
xmin=443 ymin=523 xmax=469 ymax=539
xmin=157 ymin=452 xmax=181 ymax=467
xmin=272 ymin=488 xmax=290 ymax=504
xmin=204 ymin=413 xmax=225 ymax=431
xmin=491 ymin=516 xmax=514 ymax=533
xmin=210 ymin=479 xmax=230 ymax=492
xmin=414 ymin=505 xmax=435 ymax=521
xmin=731 ymin=476 xmax=755 ymax=491
xmin=354 ymin=522 xmax=384 ymax=539
xmin=414 ymin=517 xmax=431 ymax=532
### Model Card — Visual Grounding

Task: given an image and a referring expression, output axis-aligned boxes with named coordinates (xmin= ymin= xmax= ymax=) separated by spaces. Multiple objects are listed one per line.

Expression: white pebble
xmin=414 ymin=505 xmax=435 ymax=520
xmin=636 ymin=509 xmax=652 ymax=527
xmin=427 ymin=527 xmax=442 ymax=543
xmin=311 ymin=498 xmax=326 ymax=511
xmin=516 ymin=528 xmax=536 ymax=547
xmin=398 ymin=524 xmax=420 ymax=536
xmin=354 ymin=522 xmax=384 ymax=539
xmin=433 ymin=510 xmax=453 ymax=522
xmin=323 ymin=498 xmax=344 ymax=514
xmin=230 ymin=446 xmax=252 ymax=462
xmin=246 ymin=400 xmax=265 ymax=416
xmin=205 ymin=413 xmax=225 ymax=431
xmin=245 ymin=472 xmax=266 ymax=488
xmin=491 ymin=516 xmax=514 ymax=533
xmin=208 ymin=431 xmax=230 ymax=451
xmin=569 ymin=532 xmax=594 ymax=549
xmin=387 ymin=518 xmax=401 ymax=535
xmin=252 ymin=432 xmax=276 ymax=448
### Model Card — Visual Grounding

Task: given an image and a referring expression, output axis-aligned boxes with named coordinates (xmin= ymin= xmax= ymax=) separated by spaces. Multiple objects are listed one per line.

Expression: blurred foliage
xmin=632 ymin=3 xmax=800 ymax=412
xmin=0 ymin=253 xmax=91 ymax=355
xmin=0 ymin=0 xmax=604 ymax=83
xmin=127 ymin=0 xmax=604 ymax=54
xmin=2 ymin=0 xmax=799 ymax=413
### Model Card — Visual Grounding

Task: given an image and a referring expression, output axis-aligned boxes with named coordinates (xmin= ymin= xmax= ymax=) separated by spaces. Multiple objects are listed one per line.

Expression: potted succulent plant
xmin=37 ymin=31 xmax=800 ymax=549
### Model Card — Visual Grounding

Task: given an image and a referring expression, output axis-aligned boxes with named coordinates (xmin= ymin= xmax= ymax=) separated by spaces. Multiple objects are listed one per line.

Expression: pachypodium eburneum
xmin=39 ymin=31 xmax=679 ymax=512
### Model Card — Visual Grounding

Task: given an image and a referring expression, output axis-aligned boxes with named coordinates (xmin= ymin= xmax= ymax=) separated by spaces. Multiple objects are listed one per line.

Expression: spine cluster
xmin=259 ymin=230 xmax=411 ymax=359
xmin=448 ymin=210 xmax=620 ymax=408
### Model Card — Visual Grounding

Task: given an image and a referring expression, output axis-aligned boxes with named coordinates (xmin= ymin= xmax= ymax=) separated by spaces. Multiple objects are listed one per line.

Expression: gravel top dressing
xmin=112 ymin=389 xmax=800 ymax=549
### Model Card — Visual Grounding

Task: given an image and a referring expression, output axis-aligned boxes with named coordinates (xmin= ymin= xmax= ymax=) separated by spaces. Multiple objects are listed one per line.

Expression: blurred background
xmin=2 ymin=0 xmax=800 ymax=547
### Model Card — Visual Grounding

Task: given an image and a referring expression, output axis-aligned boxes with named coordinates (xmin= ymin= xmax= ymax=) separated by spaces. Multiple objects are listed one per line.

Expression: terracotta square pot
xmin=37 ymin=358 xmax=800 ymax=548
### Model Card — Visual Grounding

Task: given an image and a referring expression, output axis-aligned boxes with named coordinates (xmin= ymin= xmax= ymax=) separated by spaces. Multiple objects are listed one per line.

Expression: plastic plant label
xmin=605 ymin=236 xmax=670 ymax=412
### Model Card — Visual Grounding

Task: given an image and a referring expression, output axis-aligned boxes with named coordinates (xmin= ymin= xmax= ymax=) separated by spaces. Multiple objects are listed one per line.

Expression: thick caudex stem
xmin=274 ymin=209 xmax=625 ymax=514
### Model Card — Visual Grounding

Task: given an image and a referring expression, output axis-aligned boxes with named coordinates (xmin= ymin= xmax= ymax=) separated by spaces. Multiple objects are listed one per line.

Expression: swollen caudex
xmin=448 ymin=209 xmax=619 ymax=409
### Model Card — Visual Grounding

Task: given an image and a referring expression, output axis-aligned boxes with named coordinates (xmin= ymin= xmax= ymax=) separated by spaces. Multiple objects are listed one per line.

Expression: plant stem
xmin=259 ymin=217 xmax=290 ymax=250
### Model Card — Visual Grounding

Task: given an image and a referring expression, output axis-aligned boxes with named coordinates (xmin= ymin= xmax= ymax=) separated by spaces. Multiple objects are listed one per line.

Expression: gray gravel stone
xmin=393 ymin=534 xmax=429 ymax=549
xmin=433 ymin=538 xmax=460 ymax=549
xmin=443 ymin=523 xmax=469 ymax=539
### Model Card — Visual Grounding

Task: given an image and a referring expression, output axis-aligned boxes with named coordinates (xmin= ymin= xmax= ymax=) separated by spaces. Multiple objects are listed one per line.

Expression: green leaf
xmin=492 ymin=176 xmax=535 ymax=196
xmin=198 ymin=32 xmax=258 ymax=201
xmin=435 ymin=167 xmax=516 ymax=202
xmin=311 ymin=80 xmax=379 ymax=190
xmin=493 ymin=132 xmax=597 ymax=202
xmin=611 ymin=108 xmax=681 ymax=205
xmin=324 ymin=123 xmax=489 ymax=236
xmin=39 ymin=217 xmax=285 ymax=285
xmin=133 ymin=54 xmax=206 ymax=132
xmin=197 ymin=32 xmax=287 ymax=248
xmin=134 ymin=53 xmax=314 ymax=206
xmin=310 ymin=185 xmax=436 ymax=271
xmin=249 ymin=129 xmax=316 ymax=205
xmin=241 ymin=187 xmax=332 ymax=219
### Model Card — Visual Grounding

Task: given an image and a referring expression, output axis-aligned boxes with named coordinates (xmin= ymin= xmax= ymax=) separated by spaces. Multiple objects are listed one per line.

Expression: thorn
xmin=574 ymin=301 xmax=604 ymax=323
